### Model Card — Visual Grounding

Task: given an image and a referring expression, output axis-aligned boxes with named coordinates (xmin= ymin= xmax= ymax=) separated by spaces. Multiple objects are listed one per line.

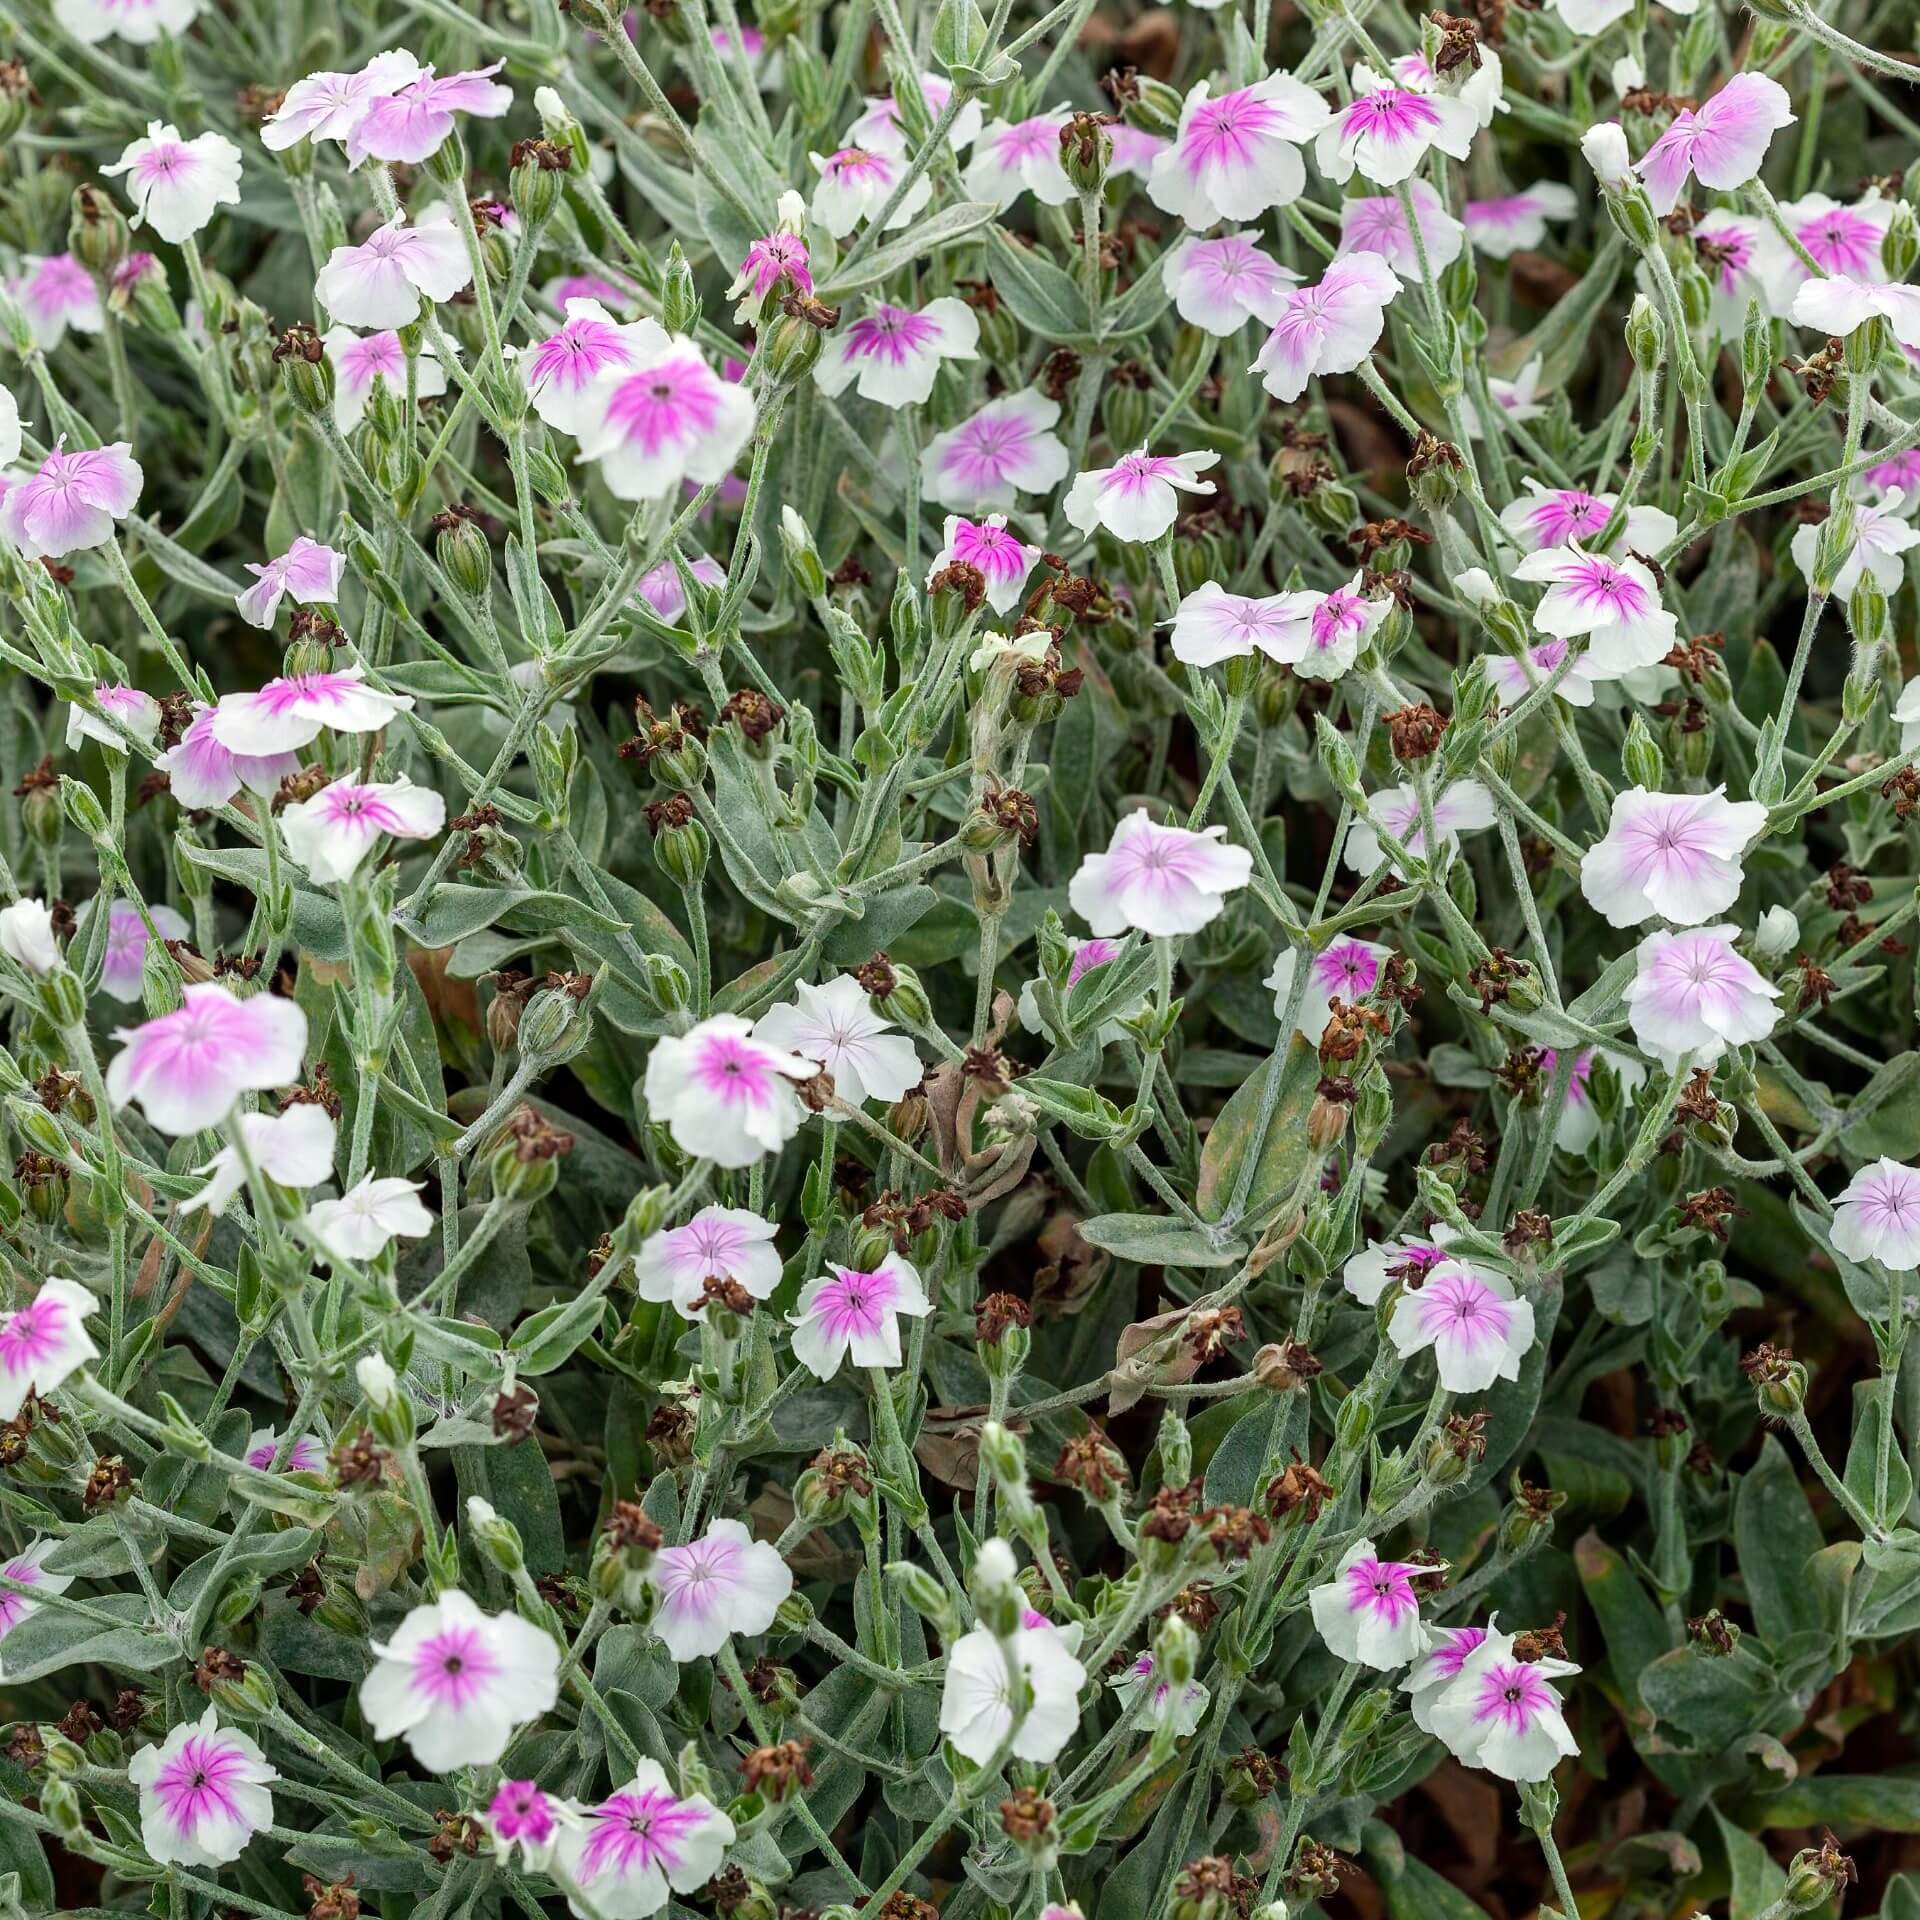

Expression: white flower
xmin=1831 ymin=1159 xmax=1920 ymax=1270
xmin=1404 ymin=1624 xmax=1495 ymax=1734
xmin=940 ymin=1624 xmax=1087 ymax=1764
xmin=0 ymin=1277 xmax=100 ymax=1421
xmin=1266 ymin=936 xmax=1394 ymax=1040
xmin=0 ymin=1539 xmax=74 ymax=1673
xmin=1511 ymin=545 xmax=1678 ymax=677
xmin=1343 ymin=1234 xmax=1453 ymax=1305
xmin=308 ymin=1176 xmax=434 ymax=1262
xmin=642 ymin=1016 xmax=818 ymax=1168
xmin=574 ymin=335 xmax=756 ymax=502
xmin=53 ymin=0 xmax=199 ymax=45
xmin=0 ymin=899 xmax=61 ymax=977
xmin=634 ymin=1206 xmax=783 ymax=1317
xmin=1252 ymin=252 xmax=1401 ymax=403
xmin=1427 ymin=1625 xmax=1581 ymax=1781
xmin=816 ymin=299 xmax=979 ymax=410
xmin=1308 ymin=1537 xmax=1432 ymax=1669
xmin=359 ymin=1589 xmax=561 ymax=1772
xmin=1069 ymin=810 xmax=1252 ymax=938
xmin=807 ymin=145 xmax=931 ymax=239
xmin=1387 ymin=1261 xmax=1536 ymax=1392
xmin=1579 ymin=786 xmax=1768 ymax=928
xmin=1110 ymin=1651 xmax=1209 ymax=1735
xmin=1344 ymin=780 xmax=1496 ymax=880
xmin=1062 ymin=448 xmax=1219 ymax=544
xmin=183 ymin=1103 xmax=338 ymax=1218
xmin=647 ymin=1518 xmax=793 ymax=1660
xmin=1581 ymin=122 xmax=1631 ymax=188
xmin=1624 ymin=923 xmax=1780 ymax=1068
xmin=102 ymin=123 xmax=243 ymax=244
xmin=753 ymin=976 xmax=921 ymax=1106
xmin=1314 ymin=64 xmax=1477 ymax=188
xmin=788 ymin=1253 xmax=932 ymax=1379
xmin=315 ymin=214 xmax=473 ymax=329
xmin=0 ymin=387 xmax=19 ymax=469
xmin=965 ymin=113 xmax=1074 ymax=208
xmin=355 ymin=1352 xmax=399 ymax=1409
xmin=127 ymin=1708 xmax=277 ymax=1868
xmin=1791 ymin=492 xmax=1920 ymax=598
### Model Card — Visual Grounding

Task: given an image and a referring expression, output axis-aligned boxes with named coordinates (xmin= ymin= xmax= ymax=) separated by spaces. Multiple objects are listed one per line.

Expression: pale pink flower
xmin=1511 ymin=545 xmax=1677 ymax=675
xmin=1486 ymin=638 xmax=1597 ymax=708
xmin=636 ymin=551 xmax=726 ymax=623
xmin=1344 ymin=779 xmax=1495 ymax=880
xmin=1464 ymin=182 xmax=1578 ymax=259
xmin=1316 ymin=66 xmax=1476 ymax=187
xmin=921 ymin=390 xmax=1070 ymax=512
xmin=1832 ymin=1159 xmax=1920 ymax=1270
xmin=816 ymin=299 xmax=979 ymax=409
xmin=648 ymin=1518 xmax=793 ymax=1660
xmin=1063 ymin=448 xmax=1219 ymax=544
xmin=926 ymin=513 xmax=1039 ymax=616
xmin=575 ymin=336 xmax=756 ymax=502
xmin=1308 ymin=1537 xmax=1431 ymax=1668
xmin=1111 ymin=1650 xmax=1209 ymax=1735
xmin=315 ymin=214 xmax=473 ymax=330
xmin=1790 ymin=273 xmax=1920 ymax=353
xmin=102 ymin=123 xmax=242 ymax=244
xmin=261 ymin=52 xmax=422 ymax=150
xmin=0 ymin=1540 xmax=72 ymax=1668
xmin=845 ymin=72 xmax=982 ymax=154
xmin=939 ymin=1623 xmax=1086 ymax=1764
xmin=1781 ymin=191 xmax=1896 ymax=284
xmin=66 ymin=681 xmax=162 ymax=753
xmin=1161 ymin=230 xmax=1298 ymax=335
xmin=324 ymin=326 xmax=450 ymax=437
xmin=1069 ymin=808 xmax=1251 ymax=937
xmin=1109 ymin=125 xmax=1170 ymax=178
xmin=1267 ymin=572 xmax=1389 ymax=680
xmin=154 ymin=704 xmax=301 ymax=811
xmin=1636 ymin=73 xmax=1795 ymax=218
xmin=1428 ymin=1626 xmax=1581 ymax=1781
xmin=1791 ymin=491 xmax=1920 ymax=597
xmin=97 ymin=899 xmax=191 ymax=1002
xmin=1404 ymin=1624 xmax=1490 ymax=1732
xmin=1624 ymin=923 xmax=1780 ymax=1068
xmin=544 ymin=272 xmax=633 ymax=310
xmin=643 ymin=1015 xmax=817 ymax=1167
xmin=965 ymin=113 xmax=1074 ymax=209
xmin=1344 ymin=1235 xmax=1452 ymax=1305
xmin=788 ymin=1252 xmax=932 ymax=1379
xmin=106 ymin=982 xmax=309 ymax=1135
xmin=554 ymin=1761 xmax=735 ymax=1920
xmin=53 ymin=0 xmax=199 ymax=44
xmin=0 ymin=442 xmax=142 ymax=559
xmin=1252 ymin=252 xmax=1401 ymax=403
xmin=807 ymin=145 xmax=931 ymax=239
xmin=1537 ymin=1047 xmax=1646 ymax=1153
xmin=1336 ymin=183 xmax=1465 ymax=276
xmin=305 ymin=1175 xmax=434 ymax=1263
xmin=728 ymin=212 xmax=812 ymax=320
xmin=359 ymin=1589 xmax=561 ymax=1772
xmin=1689 ymin=214 xmax=1797 ymax=337
xmin=633 ymin=1205 xmax=782 ymax=1317
xmin=1388 ymin=1261 xmax=1536 ymax=1391
xmin=0 ymin=900 xmax=59 ymax=977
xmin=1148 ymin=74 xmax=1332 ymax=226
xmin=1265 ymin=935 xmax=1394 ymax=1039
xmin=211 ymin=668 xmax=415 ymax=757
xmin=754 ymin=974 xmax=922 ymax=1104
xmin=128 ymin=1709 xmax=277 ymax=1868
xmin=523 ymin=300 xmax=666 ymax=437
xmin=1580 ymin=785 xmax=1768 ymax=928
xmin=1169 ymin=581 xmax=1316 ymax=667
xmin=0 ymin=1278 xmax=100 ymax=1421
xmin=347 ymin=63 xmax=512 ymax=166
xmin=1496 ymin=480 xmax=1678 ymax=554
xmin=1865 ymin=448 xmax=1920 ymax=500
xmin=245 ymin=1429 xmax=326 ymax=1474
xmin=236 ymin=536 xmax=344 ymax=630
xmin=12 ymin=254 xmax=102 ymax=351
xmin=279 ymin=776 xmax=447 ymax=884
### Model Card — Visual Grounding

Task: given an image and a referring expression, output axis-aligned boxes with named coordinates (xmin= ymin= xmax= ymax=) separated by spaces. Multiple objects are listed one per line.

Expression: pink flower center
xmin=606 ymin=359 xmax=722 ymax=454
xmin=413 ymin=1623 xmax=501 ymax=1707
xmin=1801 ymin=209 xmax=1882 ymax=275
xmin=1473 ymin=1660 xmax=1551 ymax=1730
xmin=0 ymin=1295 xmax=67 ymax=1380
xmin=844 ymin=307 xmax=941 ymax=364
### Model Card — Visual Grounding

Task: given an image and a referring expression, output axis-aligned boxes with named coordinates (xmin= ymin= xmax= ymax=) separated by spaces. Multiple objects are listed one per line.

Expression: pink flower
xmin=127 ymin=1709 xmax=277 ymax=1868
xmin=1148 ymin=74 xmax=1332 ymax=226
xmin=322 ymin=326 xmax=451 ymax=436
xmin=1069 ymin=808 xmax=1251 ymax=937
xmin=1690 ymin=214 xmax=1797 ymax=337
xmin=1317 ymin=67 xmax=1476 ymax=186
xmin=788 ymin=1252 xmax=932 ymax=1379
xmin=554 ymin=1761 xmax=734 ymax=1920
xmin=0 ymin=1540 xmax=72 ymax=1664
xmin=965 ymin=113 xmax=1073 ymax=209
xmin=236 ymin=536 xmax=344 ymax=630
xmin=523 ymin=301 xmax=664 ymax=436
xmin=1404 ymin=1625 xmax=1489 ymax=1733
xmin=0 ymin=442 xmax=142 ymax=559
xmin=262 ymin=52 xmax=422 ymax=150
xmin=1537 ymin=1047 xmax=1646 ymax=1152
xmin=1464 ymin=181 xmax=1578 ymax=259
xmin=647 ymin=1518 xmax=793 ymax=1659
xmin=544 ymin=272 xmax=633 ymax=310
xmin=634 ymin=1205 xmax=782 ymax=1318
xmin=346 ymin=63 xmax=513 ymax=167
xmin=575 ymin=336 xmax=756 ymax=502
xmin=1624 ymin=923 xmax=1780 ymax=1068
xmin=67 ymin=681 xmax=162 ymax=753
xmin=211 ymin=668 xmax=414 ymax=758
xmin=1390 ymin=45 xmax=1506 ymax=129
xmin=106 ymin=982 xmax=309 ymax=1135
xmin=1791 ymin=273 xmax=1920 ymax=353
xmin=154 ymin=704 xmax=301 ymax=811
xmin=1636 ymin=72 xmax=1795 ymax=218
xmin=1161 ymin=230 xmax=1299 ymax=336
xmin=1428 ymin=1627 xmax=1581 ymax=1781
xmin=1497 ymin=480 xmax=1678 ymax=554
xmin=808 ymin=145 xmax=931 ymax=239
xmin=921 ymin=389 xmax=1070 ymax=512
xmin=926 ymin=513 xmax=1039 ymax=615
xmin=1272 ymin=573 xmax=1390 ymax=680
xmin=1170 ymin=581 xmax=1316 ymax=667
xmin=729 ymin=224 xmax=811 ymax=312
xmin=1781 ymin=191 xmax=1895 ymax=283
xmin=1831 ymin=1159 xmax=1920 ymax=1270
xmin=1485 ymin=638 xmax=1596 ymax=708
xmin=1109 ymin=125 xmax=1169 ymax=178
xmin=1252 ymin=252 xmax=1401 ymax=403
xmin=11 ymin=254 xmax=102 ymax=350
xmin=1308 ymin=1537 xmax=1431 ymax=1667
xmin=102 ymin=123 xmax=243 ymax=244
xmin=359 ymin=1589 xmax=561 ymax=1773
xmin=245 ymin=1429 xmax=326 ymax=1473
xmin=487 ymin=1780 xmax=571 ymax=1869
xmin=1266 ymin=935 xmax=1393 ymax=1039
xmin=278 ymin=776 xmax=446 ymax=884
xmin=0 ymin=1278 xmax=100 ymax=1421
xmin=845 ymin=71 xmax=983 ymax=154
xmin=1345 ymin=1236 xmax=1451 ymax=1304
xmin=1865 ymin=448 xmax=1920 ymax=498
xmin=816 ymin=299 xmax=979 ymax=409
xmin=1580 ymin=785 xmax=1768 ymax=928
xmin=98 ymin=898 xmax=191 ymax=1002
xmin=1344 ymin=779 xmax=1495 ymax=880
xmin=1511 ymin=545 xmax=1677 ymax=675
xmin=1336 ymin=183 xmax=1465 ymax=275
xmin=1388 ymin=1261 xmax=1536 ymax=1391
xmin=636 ymin=551 xmax=726 ymax=623
xmin=315 ymin=214 xmax=474 ymax=330
xmin=1063 ymin=448 xmax=1219 ymax=544
xmin=643 ymin=1015 xmax=817 ymax=1167
xmin=1792 ymin=491 xmax=1920 ymax=597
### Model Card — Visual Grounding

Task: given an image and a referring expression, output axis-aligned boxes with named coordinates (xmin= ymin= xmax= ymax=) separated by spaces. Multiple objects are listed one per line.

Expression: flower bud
xmin=1626 ymin=293 xmax=1665 ymax=372
xmin=60 ymin=776 xmax=109 ymax=842
xmin=889 ymin=1558 xmax=963 ymax=1639
xmin=1886 ymin=202 xmax=1920 ymax=280
xmin=661 ymin=243 xmax=699 ymax=333
xmin=1742 ymin=298 xmax=1773 ymax=394
xmin=1848 ymin=574 xmax=1890 ymax=650
xmin=432 ymin=506 xmax=493 ymax=598
xmin=1622 ymin=713 xmax=1664 ymax=788
xmin=1157 ymin=1407 xmax=1193 ymax=1487
xmin=69 ymin=183 xmax=128 ymax=276
xmin=1755 ymin=904 xmax=1799 ymax=957
xmin=969 ymin=1536 xmax=1021 ymax=1636
xmin=1126 ymin=74 xmax=1185 ymax=137
xmin=0 ymin=59 xmax=30 ymax=145
xmin=510 ymin=136 xmax=573 ymax=225
xmin=780 ymin=506 xmax=827 ymax=600
xmin=1154 ymin=1609 xmax=1199 ymax=1690
xmin=1677 ymin=262 xmax=1713 ymax=333
xmin=466 ymin=1494 xmax=528 ymax=1574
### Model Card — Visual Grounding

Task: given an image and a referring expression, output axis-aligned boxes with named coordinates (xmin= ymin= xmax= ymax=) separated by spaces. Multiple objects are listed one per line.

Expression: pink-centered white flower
xmin=1316 ymin=66 xmax=1477 ymax=187
xmin=0 ymin=1278 xmax=100 ymax=1421
xmin=1624 ymin=923 xmax=1780 ymax=1068
xmin=1147 ymin=74 xmax=1331 ymax=226
xmin=52 ymin=0 xmax=199 ymax=44
xmin=1269 ymin=572 xmax=1390 ymax=680
xmin=1791 ymin=491 xmax=1920 ymax=597
xmin=524 ymin=300 xmax=666 ymax=437
xmin=1538 ymin=1047 xmax=1647 ymax=1154
xmin=1428 ymin=1625 xmax=1581 ymax=1782
xmin=1781 ymin=191 xmax=1896 ymax=284
xmin=211 ymin=668 xmax=415 ymax=757
xmin=1485 ymin=639 xmax=1598 ymax=708
xmin=315 ymin=214 xmax=473 ymax=330
xmin=754 ymin=974 xmax=921 ymax=1105
xmin=1111 ymin=1651 xmax=1209 ymax=1736
xmin=634 ymin=1206 xmax=782 ymax=1317
xmin=1831 ymin=1159 xmax=1920 ymax=1271
xmin=279 ymin=775 xmax=447 ymax=884
xmin=1404 ymin=1624 xmax=1493 ymax=1733
xmin=1266 ymin=936 xmax=1394 ymax=1040
xmin=261 ymin=52 xmax=422 ymax=150
xmin=807 ymin=145 xmax=931 ymax=239
xmin=921 ymin=390 xmax=1070 ymax=512
xmin=1308 ymin=1537 xmax=1432 ymax=1668
xmin=1345 ymin=779 xmax=1495 ymax=880
xmin=0 ymin=899 xmax=60 ymax=978
xmin=553 ymin=1761 xmax=735 ymax=1920
xmin=1169 ymin=582 xmax=1316 ymax=667
xmin=11 ymin=254 xmax=102 ymax=350
xmin=361 ymin=1590 xmax=561 ymax=1772
xmin=102 ymin=123 xmax=242 ymax=245
xmin=236 ymin=536 xmax=344 ymax=630
xmin=1688 ymin=215 xmax=1797 ymax=338
xmin=1635 ymin=72 xmax=1795 ymax=219
xmin=305 ymin=1175 xmax=434 ymax=1263
xmin=575 ymin=335 xmax=756 ymax=501
xmin=323 ymin=326 xmax=451 ymax=436
xmin=1790 ymin=274 xmax=1920 ymax=352
xmin=1070 ymin=809 xmax=1251 ymax=938
xmin=128 ymin=1709 xmax=277 ymax=1868
xmin=1063 ymin=448 xmax=1219 ymax=544
xmin=106 ymin=983 xmax=309 ymax=1135
xmin=66 ymin=682 xmax=161 ymax=754
xmin=816 ymin=299 xmax=979 ymax=409
xmin=0 ymin=1540 xmax=72 ymax=1670
xmin=1464 ymin=182 xmax=1579 ymax=259
xmin=1344 ymin=1235 xmax=1452 ymax=1305
xmin=1580 ymin=785 xmax=1768 ymax=928
xmin=647 ymin=1518 xmax=793 ymax=1660
xmin=1511 ymin=545 xmax=1678 ymax=675
xmin=1336 ymin=184 xmax=1466 ymax=276
xmin=926 ymin=513 xmax=1039 ymax=616
xmin=345 ymin=62 xmax=512 ymax=167
xmin=1161 ymin=230 xmax=1298 ymax=335
xmin=845 ymin=71 xmax=983 ymax=154
xmin=643 ymin=1015 xmax=816 ymax=1168
xmin=1388 ymin=1261 xmax=1536 ymax=1392
xmin=939 ymin=1622 xmax=1087 ymax=1764
xmin=1497 ymin=480 xmax=1678 ymax=554
xmin=245 ymin=1429 xmax=326 ymax=1474
xmin=965 ymin=112 xmax=1074 ymax=208
xmin=0 ymin=442 xmax=142 ymax=559
xmin=788 ymin=1252 xmax=931 ymax=1379
xmin=155 ymin=704 xmax=301 ymax=811
xmin=1252 ymin=252 xmax=1401 ymax=403
xmin=183 ymin=1102 xmax=337 ymax=1218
